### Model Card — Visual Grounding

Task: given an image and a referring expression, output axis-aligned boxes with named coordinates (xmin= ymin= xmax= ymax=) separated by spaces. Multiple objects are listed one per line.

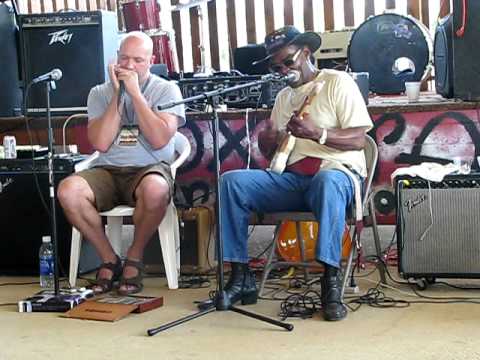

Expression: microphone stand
xmin=45 ymin=79 xmax=61 ymax=296
xmin=147 ymin=76 xmax=293 ymax=335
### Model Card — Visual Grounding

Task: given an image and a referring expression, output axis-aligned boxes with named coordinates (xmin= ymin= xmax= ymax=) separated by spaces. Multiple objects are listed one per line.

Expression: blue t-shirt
xmin=87 ymin=74 xmax=186 ymax=167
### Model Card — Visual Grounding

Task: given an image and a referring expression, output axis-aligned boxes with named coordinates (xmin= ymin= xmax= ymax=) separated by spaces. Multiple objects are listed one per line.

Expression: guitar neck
xmin=296 ymin=82 xmax=323 ymax=118
xmin=296 ymin=97 xmax=310 ymax=117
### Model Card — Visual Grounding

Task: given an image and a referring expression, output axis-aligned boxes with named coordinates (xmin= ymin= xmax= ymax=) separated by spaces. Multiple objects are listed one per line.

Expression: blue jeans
xmin=220 ymin=169 xmax=356 ymax=268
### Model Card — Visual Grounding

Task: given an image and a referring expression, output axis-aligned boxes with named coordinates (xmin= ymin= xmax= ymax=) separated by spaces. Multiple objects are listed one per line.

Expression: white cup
xmin=453 ymin=156 xmax=472 ymax=174
xmin=404 ymin=81 xmax=421 ymax=102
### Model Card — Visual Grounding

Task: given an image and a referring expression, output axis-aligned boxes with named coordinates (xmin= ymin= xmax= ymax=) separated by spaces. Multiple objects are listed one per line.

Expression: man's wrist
xmin=130 ymin=91 xmax=146 ymax=103
xmin=317 ymin=128 xmax=327 ymax=145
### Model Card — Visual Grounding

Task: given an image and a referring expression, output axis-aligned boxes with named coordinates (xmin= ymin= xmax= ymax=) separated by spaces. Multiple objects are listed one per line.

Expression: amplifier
xmin=0 ymin=3 xmax=22 ymax=116
xmin=144 ymin=207 xmax=215 ymax=274
xmin=452 ymin=0 xmax=480 ymax=101
xmin=178 ymin=207 xmax=214 ymax=273
xmin=178 ymin=74 xmax=287 ymax=109
xmin=18 ymin=11 xmax=118 ymax=114
xmin=314 ymin=29 xmax=354 ymax=60
xmin=0 ymin=157 xmax=79 ymax=275
xmin=396 ymin=175 xmax=480 ymax=280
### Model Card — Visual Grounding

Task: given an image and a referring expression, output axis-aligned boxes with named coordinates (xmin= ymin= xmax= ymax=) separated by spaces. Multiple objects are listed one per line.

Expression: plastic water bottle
xmin=39 ymin=236 xmax=54 ymax=289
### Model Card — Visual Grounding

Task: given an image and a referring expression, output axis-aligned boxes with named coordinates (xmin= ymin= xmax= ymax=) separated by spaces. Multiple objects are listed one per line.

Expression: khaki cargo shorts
xmin=75 ymin=163 xmax=174 ymax=212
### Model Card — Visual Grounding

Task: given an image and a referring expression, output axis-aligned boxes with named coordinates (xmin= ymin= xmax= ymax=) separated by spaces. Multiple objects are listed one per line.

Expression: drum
xmin=121 ymin=0 xmax=160 ymax=32
xmin=348 ymin=13 xmax=432 ymax=94
xmin=150 ymin=30 xmax=179 ymax=74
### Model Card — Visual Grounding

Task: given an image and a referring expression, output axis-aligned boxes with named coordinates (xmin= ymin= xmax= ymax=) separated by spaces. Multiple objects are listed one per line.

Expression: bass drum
xmin=348 ymin=13 xmax=432 ymax=94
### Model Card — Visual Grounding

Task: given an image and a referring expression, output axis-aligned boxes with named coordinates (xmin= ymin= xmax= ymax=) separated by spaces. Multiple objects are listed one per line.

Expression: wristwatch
xmin=318 ymin=128 xmax=327 ymax=145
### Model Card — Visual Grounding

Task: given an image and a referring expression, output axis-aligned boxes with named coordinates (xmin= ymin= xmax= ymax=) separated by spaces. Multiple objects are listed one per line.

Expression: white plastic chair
xmin=68 ymin=132 xmax=191 ymax=290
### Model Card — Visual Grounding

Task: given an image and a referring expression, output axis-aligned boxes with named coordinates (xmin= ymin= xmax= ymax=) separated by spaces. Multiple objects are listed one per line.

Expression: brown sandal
xmin=117 ymin=259 xmax=145 ymax=295
xmin=90 ymin=255 xmax=122 ymax=294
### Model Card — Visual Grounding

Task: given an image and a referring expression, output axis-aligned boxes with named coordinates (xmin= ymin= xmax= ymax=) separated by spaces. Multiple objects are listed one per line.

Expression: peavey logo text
xmin=404 ymin=194 xmax=426 ymax=212
xmin=0 ymin=178 xmax=13 ymax=194
xmin=48 ymin=29 xmax=73 ymax=45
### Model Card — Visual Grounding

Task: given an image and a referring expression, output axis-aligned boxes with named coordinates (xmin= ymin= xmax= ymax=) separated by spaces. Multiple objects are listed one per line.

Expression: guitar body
xmin=277 ymin=221 xmax=352 ymax=262
xmin=268 ymin=134 xmax=296 ymax=174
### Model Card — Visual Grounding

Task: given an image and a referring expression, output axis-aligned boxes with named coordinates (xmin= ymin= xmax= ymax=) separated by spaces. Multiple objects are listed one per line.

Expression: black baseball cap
xmin=252 ymin=26 xmax=322 ymax=65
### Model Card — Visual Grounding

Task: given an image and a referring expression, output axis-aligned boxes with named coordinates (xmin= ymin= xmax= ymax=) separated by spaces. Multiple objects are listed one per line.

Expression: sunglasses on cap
xmin=269 ymin=48 xmax=302 ymax=73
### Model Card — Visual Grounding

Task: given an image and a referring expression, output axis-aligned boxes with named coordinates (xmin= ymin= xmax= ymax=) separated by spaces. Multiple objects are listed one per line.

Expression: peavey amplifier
xmin=396 ymin=174 xmax=480 ymax=280
xmin=18 ymin=11 xmax=117 ymax=115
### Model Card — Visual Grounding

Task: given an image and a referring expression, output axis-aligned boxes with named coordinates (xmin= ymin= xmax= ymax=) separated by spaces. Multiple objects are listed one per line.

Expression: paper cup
xmin=404 ymin=81 xmax=421 ymax=102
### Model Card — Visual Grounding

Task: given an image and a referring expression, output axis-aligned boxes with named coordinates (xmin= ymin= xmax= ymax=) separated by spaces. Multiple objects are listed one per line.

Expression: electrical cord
xmin=261 ymin=256 xmax=480 ymax=320
xmin=178 ymin=275 xmax=211 ymax=289
xmin=278 ymin=289 xmax=321 ymax=320
xmin=0 ymin=281 xmax=39 ymax=286
xmin=62 ymin=113 xmax=87 ymax=153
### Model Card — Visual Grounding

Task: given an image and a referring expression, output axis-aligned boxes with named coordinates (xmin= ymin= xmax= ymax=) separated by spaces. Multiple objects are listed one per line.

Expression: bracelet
xmin=318 ymin=128 xmax=327 ymax=145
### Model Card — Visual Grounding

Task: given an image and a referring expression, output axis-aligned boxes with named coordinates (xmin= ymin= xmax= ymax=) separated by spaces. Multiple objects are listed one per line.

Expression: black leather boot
xmin=321 ymin=267 xmax=347 ymax=321
xmin=224 ymin=262 xmax=258 ymax=305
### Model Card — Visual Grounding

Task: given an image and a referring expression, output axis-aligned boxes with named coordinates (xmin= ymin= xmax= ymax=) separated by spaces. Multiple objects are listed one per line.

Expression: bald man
xmin=58 ymin=31 xmax=185 ymax=295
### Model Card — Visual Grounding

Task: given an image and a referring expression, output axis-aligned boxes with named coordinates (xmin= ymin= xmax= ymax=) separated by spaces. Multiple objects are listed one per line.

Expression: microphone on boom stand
xmin=18 ymin=68 xmax=94 ymax=313
xmin=259 ymin=71 xmax=300 ymax=107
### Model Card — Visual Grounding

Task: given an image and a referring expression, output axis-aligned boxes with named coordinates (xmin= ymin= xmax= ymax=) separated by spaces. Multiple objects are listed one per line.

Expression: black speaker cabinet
xmin=396 ymin=175 xmax=480 ymax=279
xmin=434 ymin=14 xmax=454 ymax=98
xmin=233 ymin=44 xmax=269 ymax=75
xmin=0 ymin=158 xmax=79 ymax=275
xmin=0 ymin=3 xmax=22 ymax=116
xmin=452 ymin=0 xmax=480 ymax=101
xmin=18 ymin=11 xmax=118 ymax=114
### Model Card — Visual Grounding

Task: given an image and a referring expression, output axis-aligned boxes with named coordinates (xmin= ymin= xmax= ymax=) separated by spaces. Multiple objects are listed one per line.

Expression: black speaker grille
xmin=19 ymin=11 xmax=118 ymax=114
xmin=0 ymin=4 xmax=22 ymax=116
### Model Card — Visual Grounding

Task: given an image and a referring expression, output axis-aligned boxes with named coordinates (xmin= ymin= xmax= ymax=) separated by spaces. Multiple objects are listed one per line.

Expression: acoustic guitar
xmin=268 ymin=81 xmax=324 ymax=175
xmin=277 ymin=221 xmax=352 ymax=262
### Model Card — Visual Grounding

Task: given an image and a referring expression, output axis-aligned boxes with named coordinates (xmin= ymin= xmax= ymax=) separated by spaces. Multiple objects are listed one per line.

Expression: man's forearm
xmin=131 ymin=94 xmax=177 ymax=149
xmin=321 ymin=127 xmax=368 ymax=151
xmin=88 ymin=96 xmax=122 ymax=152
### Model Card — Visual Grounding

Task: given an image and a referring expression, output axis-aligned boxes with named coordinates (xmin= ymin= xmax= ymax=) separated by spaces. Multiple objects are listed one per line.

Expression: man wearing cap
xmin=218 ymin=26 xmax=373 ymax=321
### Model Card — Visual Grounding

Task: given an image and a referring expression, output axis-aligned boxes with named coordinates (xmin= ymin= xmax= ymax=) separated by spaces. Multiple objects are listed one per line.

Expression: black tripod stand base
xmin=229 ymin=305 xmax=294 ymax=331
xmin=147 ymin=306 xmax=216 ymax=336
xmin=146 ymin=302 xmax=294 ymax=336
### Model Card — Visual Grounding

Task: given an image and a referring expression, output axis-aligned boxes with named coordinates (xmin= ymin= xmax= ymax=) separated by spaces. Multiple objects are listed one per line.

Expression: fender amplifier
xmin=396 ymin=175 xmax=480 ymax=279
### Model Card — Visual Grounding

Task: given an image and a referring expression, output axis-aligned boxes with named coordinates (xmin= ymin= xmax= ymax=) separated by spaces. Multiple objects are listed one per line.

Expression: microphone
xmin=262 ymin=70 xmax=301 ymax=83
xmin=117 ymin=80 xmax=125 ymax=106
xmin=283 ymin=70 xmax=301 ymax=83
xmin=31 ymin=69 xmax=62 ymax=84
